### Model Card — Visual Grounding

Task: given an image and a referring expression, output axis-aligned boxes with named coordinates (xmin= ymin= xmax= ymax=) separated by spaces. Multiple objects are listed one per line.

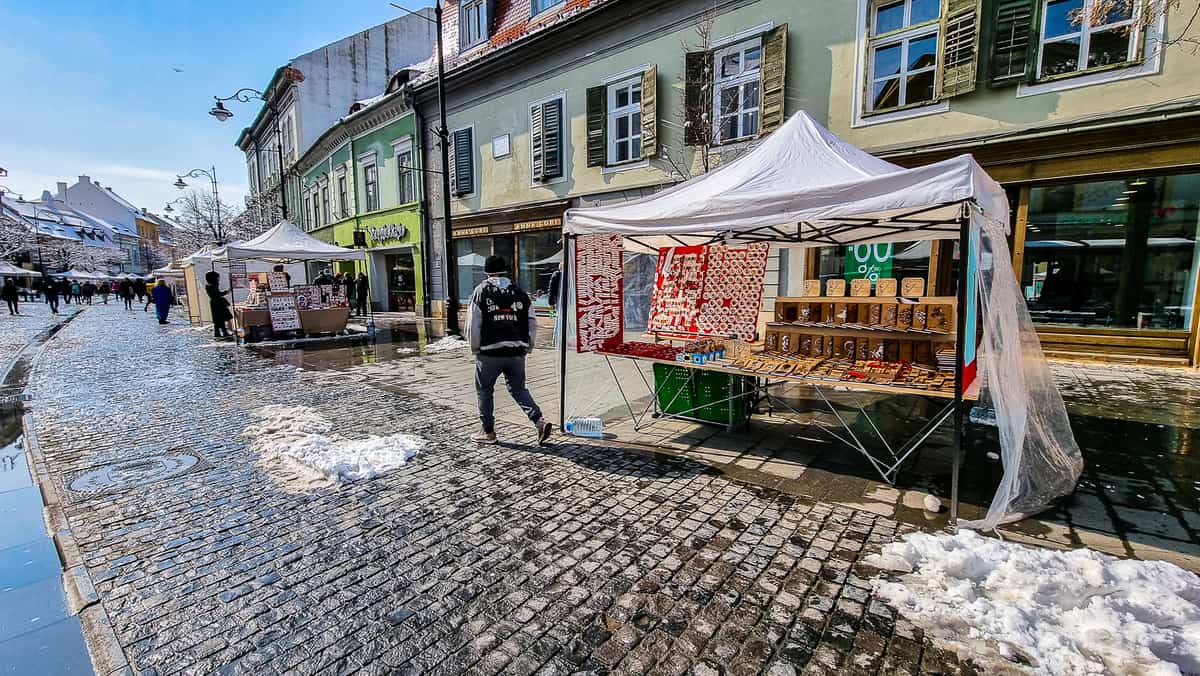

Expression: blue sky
xmin=0 ymin=0 xmax=432 ymax=216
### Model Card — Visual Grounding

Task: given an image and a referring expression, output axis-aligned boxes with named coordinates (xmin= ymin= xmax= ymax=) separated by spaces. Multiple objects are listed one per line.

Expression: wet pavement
xmin=0 ymin=305 xmax=92 ymax=675
xmin=21 ymin=304 xmax=989 ymax=674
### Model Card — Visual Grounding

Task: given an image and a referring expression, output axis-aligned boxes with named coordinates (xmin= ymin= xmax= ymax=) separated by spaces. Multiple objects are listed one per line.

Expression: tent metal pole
xmin=558 ymin=234 xmax=573 ymax=430
xmin=951 ymin=205 xmax=970 ymax=531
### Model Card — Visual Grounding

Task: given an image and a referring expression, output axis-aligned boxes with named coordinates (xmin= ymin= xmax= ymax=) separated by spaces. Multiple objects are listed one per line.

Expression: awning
xmin=219 ymin=220 xmax=366 ymax=262
xmin=0 ymin=262 xmax=38 ymax=277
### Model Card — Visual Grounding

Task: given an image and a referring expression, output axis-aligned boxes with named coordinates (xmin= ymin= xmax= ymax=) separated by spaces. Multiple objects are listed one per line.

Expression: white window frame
xmin=303 ymin=194 xmax=312 ymax=230
xmin=320 ymin=180 xmax=330 ymax=224
xmin=712 ymin=37 xmax=763 ymax=144
xmin=1035 ymin=0 xmax=1142 ymax=81
xmin=864 ymin=0 xmax=941 ymax=114
xmin=528 ymin=93 xmax=567 ymax=187
xmin=606 ymin=76 xmax=643 ymax=166
xmin=460 ymin=0 xmax=488 ymax=49
xmin=336 ymin=169 xmax=349 ymax=218
xmin=492 ymin=134 xmax=511 ymax=159
xmin=531 ymin=0 xmax=564 ymax=19
xmin=360 ymin=152 xmax=380 ymax=213
xmin=393 ymin=138 xmax=416 ymax=205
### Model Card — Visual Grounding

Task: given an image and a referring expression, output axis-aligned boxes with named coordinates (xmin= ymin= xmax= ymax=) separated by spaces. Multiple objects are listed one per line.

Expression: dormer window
xmin=460 ymin=0 xmax=488 ymax=49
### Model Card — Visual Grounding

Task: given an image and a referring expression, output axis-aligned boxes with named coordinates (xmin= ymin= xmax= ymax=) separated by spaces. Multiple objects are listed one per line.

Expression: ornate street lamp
xmin=173 ymin=167 xmax=222 ymax=242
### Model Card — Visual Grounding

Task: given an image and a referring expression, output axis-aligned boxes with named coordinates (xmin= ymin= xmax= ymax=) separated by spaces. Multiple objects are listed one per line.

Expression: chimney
xmin=56 ymin=182 xmax=68 ymax=199
xmin=78 ymin=175 xmax=90 ymax=185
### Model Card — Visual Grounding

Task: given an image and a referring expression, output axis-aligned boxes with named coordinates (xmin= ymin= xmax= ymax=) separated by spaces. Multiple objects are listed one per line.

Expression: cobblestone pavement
xmin=25 ymin=305 xmax=988 ymax=674
xmin=0 ymin=301 xmax=67 ymax=374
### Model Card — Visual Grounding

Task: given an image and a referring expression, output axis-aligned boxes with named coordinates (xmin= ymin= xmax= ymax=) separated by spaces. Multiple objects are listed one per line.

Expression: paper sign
xmin=229 ymin=262 xmax=248 ymax=289
xmin=267 ymin=271 xmax=290 ymax=292
xmin=268 ymin=294 xmax=300 ymax=331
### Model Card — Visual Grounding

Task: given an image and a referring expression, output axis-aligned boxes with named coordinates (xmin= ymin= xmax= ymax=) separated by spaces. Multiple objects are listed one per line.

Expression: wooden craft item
xmin=868 ymin=338 xmax=885 ymax=360
xmin=800 ymin=335 xmax=813 ymax=355
xmin=911 ymin=304 xmax=927 ymax=331
xmin=811 ymin=335 xmax=824 ymax=357
xmin=899 ymin=340 xmax=915 ymax=363
xmin=802 ymin=280 xmax=821 ymax=297
xmin=797 ymin=303 xmax=813 ymax=323
xmin=882 ymin=304 xmax=898 ymax=327
xmin=824 ymin=336 xmax=835 ymax=358
xmin=928 ymin=304 xmax=951 ymax=333
xmin=900 ymin=277 xmax=925 ymax=297
xmin=850 ymin=279 xmax=872 ymax=297
xmin=820 ymin=302 xmax=835 ymax=323
xmin=845 ymin=304 xmax=859 ymax=324
xmin=780 ymin=333 xmax=792 ymax=353
xmin=867 ymin=303 xmax=882 ymax=326
xmin=876 ymin=278 xmax=897 ymax=297
xmin=896 ymin=304 xmax=913 ymax=330
xmin=765 ymin=332 xmax=778 ymax=351
xmin=825 ymin=279 xmax=846 ymax=297
xmin=857 ymin=340 xmax=870 ymax=361
xmin=834 ymin=302 xmax=848 ymax=325
xmin=915 ymin=340 xmax=932 ymax=365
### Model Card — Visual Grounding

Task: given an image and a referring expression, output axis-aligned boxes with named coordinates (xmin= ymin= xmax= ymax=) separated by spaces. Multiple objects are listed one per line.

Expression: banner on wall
xmin=574 ymin=234 xmax=624 ymax=353
xmin=843 ymin=243 xmax=893 ymax=283
xmin=647 ymin=243 xmax=769 ymax=341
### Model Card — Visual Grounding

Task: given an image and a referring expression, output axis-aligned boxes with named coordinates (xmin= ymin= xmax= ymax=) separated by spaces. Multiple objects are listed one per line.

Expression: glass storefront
xmin=517 ymin=231 xmax=562 ymax=308
xmin=1022 ymin=172 xmax=1200 ymax=329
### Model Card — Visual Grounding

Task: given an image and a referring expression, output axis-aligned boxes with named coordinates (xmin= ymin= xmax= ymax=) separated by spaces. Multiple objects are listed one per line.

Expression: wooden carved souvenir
xmin=911 ymin=304 xmax=927 ymax=331
xmin=867 ymin=303 xmax=882 ymax=326
xmin=928 ymin=304 xmax=951 ymax=333
xmin=850 ymin=278 xmax=872 ymax=297
xmin=896 ymin=304 xmax=913 ymax=330
xmin=800 ymin=334 xmax=813 ymax=355
xmin=845 ymin=304 xmax=859 ymax=324
xmin=882 ymin=304 xmax=898 ymax=327
xmin=820 ymin=302 xmax=835 ymax=324
xmin=900 ymin=277 xmax=925 ymax=297
xmin=825 ymin=279 xmax=846 ymax=297
xmin=811 ymin=335 xmax=824 ymax=357
xmin=869 ymin=338 xmax=885 ymax=360
xmin=876 ymin=278 xmax=897 ymax=297
xmin=856 ymin=340 xmax=869 ymax=361
xmin=834 ymin=302 xmax=848 ymax=325
xmin=798 ymin=303 xmax=813 ymax=323
xmin=802 ymin=279 xmax=821 ymax=297
xmin=824 ymin=335 xmax=835 ymax=358
xmin=780 ymin=333 xmax=792 ymax=353
xmin=765 ymin=331 xmax=778 ymax=351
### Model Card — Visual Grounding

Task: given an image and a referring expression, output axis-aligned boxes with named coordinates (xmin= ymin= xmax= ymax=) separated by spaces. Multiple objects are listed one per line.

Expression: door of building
xmin=386 ymin=251 xmax=417 ymax=312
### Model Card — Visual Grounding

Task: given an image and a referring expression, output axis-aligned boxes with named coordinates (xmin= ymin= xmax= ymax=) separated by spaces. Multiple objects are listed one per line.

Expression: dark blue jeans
xmin=475 ymin=354 xmax=542 ymax=433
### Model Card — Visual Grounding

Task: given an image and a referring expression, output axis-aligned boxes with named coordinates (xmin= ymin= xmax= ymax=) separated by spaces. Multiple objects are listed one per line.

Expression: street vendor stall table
xmin=215 ymin=220 xmax=366 ymax=342
xmin=559 ymin=111 xmax=1083 ymax=532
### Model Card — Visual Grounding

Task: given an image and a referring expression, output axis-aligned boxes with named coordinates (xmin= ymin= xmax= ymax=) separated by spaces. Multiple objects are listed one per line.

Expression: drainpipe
xmin=414 ymin=104 xmax=433 ymax=319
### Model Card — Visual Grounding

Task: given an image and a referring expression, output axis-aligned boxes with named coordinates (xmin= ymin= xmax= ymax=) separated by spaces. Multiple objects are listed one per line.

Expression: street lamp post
xmin=174 ymin=166 xmax=222 ymax=242
xmin=390 ymin=1 xmax=460 ymax=334
xmin=210 ymin=83 xmax=298 ymax=221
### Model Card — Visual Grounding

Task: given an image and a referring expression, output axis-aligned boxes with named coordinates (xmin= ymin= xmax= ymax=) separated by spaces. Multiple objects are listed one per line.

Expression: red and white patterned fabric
xmin=574 ymin=234 xmax=623 ymax=353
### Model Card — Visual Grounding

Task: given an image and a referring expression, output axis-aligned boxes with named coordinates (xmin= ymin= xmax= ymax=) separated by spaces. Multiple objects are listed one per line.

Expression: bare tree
xmin=1074 ymin=1 xmax=1199 ymax=53
xmin=169 ymin=189 xmax=272 ymax=254
xmin=0 ymin=214 xmax=34 ymax=260
xmin=40 ymin=239 xmax=126 ymax=272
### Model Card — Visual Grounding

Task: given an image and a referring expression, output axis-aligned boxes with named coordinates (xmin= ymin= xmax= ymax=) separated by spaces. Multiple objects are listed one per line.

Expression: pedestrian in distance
xmin=132 ymin=277 xmax=146 ymax=304
xmin=150 ymin=279 xmax=173 ymax=324
xmin=143 ymin=277 xmax=156 ymax=312
xmin=98 ymin=281 xmax=110 ymax=304
xmin=82 ymin=281 xmax=96 ymax=305
xmin=2 ymin=278 xmax=20 ymax=316
xmin=355 ymin=273 xmax=369 ymax=317
xmin=205 ymin=270 xmax=233 ymax=339
xmin=466 ymin=255 xmax=553 ymax=446
xmin=119 ymin=277 xmax=134 ymax=310
xmin=43 ymin=276 xmax=59 ymax=315
xmin=344 ymin=271 xmax=356 ymax=309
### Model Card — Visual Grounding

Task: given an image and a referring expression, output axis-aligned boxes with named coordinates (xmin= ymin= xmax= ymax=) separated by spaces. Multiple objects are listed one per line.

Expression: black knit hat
xmin=484 ymin=255 xmax=508 ymax=275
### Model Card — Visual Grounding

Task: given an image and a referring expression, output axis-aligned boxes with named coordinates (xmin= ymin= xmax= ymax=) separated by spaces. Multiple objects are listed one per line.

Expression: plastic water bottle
xmin=564 ymin=417 xmax=604 ymax=438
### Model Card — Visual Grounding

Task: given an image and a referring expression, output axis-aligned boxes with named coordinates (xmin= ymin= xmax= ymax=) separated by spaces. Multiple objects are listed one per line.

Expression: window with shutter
xmin=864 ymin=0 xmax=941 ymax=113
xmin=939 ymin=0 xmax=980 ymax=97
xmin=606 ymin=77 xmax=642 ymax=165
xmin=989 ymin=0 xmax=1035 ymax=85
xmin=1035 ymin=0 xmax=1142 ymax=80
xmin=530 ymin=96 xmax=564 ymax=181
xmin=712 ymin=37 xmax=763 ymax=143
xmin=759 ymin=25 xmax=787 ymax=134
xmin=452 ymin=128 xmax=474 ymax=196
xmin=640 ymin=66 xmax=657 ymax=159
xmin=586 ymin=86 xmax=607 ymax=167
xmin=684 ymin=51 xmax=713 ymax=146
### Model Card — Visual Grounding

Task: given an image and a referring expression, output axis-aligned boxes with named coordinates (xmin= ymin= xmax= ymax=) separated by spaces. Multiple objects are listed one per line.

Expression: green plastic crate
xmin=653 ymin=364 xmax=751 ymax=426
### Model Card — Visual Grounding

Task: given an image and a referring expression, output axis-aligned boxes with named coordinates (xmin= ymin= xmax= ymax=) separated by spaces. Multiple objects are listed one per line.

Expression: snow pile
xmin=865 ymin=531 xmax=1200 ymax=675
xmin=423 ymin=335 xmax=468 ymax=354
xmin=245 ymin=405 xmax=422 ymax=484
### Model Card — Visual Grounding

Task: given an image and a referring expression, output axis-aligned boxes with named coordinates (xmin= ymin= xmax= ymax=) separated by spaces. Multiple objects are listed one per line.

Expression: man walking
xmin=42 ymin=275 xmax=59 ymax=315
xmin=2 ymin=279 xmax=20 ymax=316
xmin=354 ymin=273 xmax=369 ymax=317
xmin=466 ymin=255 xmax=552 ymax=446
xmin=119 ymin=277 xmax=133 ymax=310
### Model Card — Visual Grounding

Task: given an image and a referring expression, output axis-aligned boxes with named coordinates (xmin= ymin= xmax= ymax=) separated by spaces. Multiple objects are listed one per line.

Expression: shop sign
xmin=367 ymin=223 xmax=407 ymax=243
xmin=844 ymin=244 xmax=893 ymax=283
xmin=452 ymin=225 xmax=490 ymax=238
xmin=513 ymin=217 xmax=561 ymax=232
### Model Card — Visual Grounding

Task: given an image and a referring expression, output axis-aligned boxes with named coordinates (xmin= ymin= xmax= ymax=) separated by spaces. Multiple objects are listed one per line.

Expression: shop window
xmin=814 ymin=240 xmax=934 ymax=291
xmin=1037 ymin=0 xmax=1139 ymax=79
xmin=518 ymin=231 xmax=561 ymax=308
xmin=455 ymin=236 xmax=514 ymax=304
xmin=684 ymin=24 xmax=787 ymax=146
xmin=1021 ymin=172 xmax=1200 ymax=330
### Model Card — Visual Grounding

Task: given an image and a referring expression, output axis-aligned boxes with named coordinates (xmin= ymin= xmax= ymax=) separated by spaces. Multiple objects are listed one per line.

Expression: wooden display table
xmin=300 ymin=307 xmax=350 ymax=334
xmin=238 ymin=308 xmax=271 ymax=327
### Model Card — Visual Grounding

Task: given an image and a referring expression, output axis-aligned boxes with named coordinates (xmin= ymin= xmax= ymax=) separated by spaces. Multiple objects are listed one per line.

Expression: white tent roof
xmin=564 ymin=111 xmax=1009 ymax=248
xmin=0 ymin=262 xmax=38 ymax=277
xmin=219 ymin=220 xmax=366 ymax=262
xmin=52 ymin=269 xmax=105 ymax=280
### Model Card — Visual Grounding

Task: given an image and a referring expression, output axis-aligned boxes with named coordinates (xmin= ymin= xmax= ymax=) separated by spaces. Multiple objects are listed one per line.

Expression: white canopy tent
xmin=0 ymin=262 xmax=38 ymax=277
xmin=562 ymin=111 xmax=1082 ymax=532
xmin=52 ymin=269 xmax=106 ymax=281
xmin=218 ymin=220 xmax=365 ymax=263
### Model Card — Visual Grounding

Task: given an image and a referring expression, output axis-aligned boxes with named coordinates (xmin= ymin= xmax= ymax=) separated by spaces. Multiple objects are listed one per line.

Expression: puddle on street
xmin=249 ymin=325 xmax=427 ymax=371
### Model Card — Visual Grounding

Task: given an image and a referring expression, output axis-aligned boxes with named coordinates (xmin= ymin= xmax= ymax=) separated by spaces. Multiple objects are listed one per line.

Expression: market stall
xmin=215 ymin=220 xmax=365 ymax=342
xmin=561 ymin=111 xmax=1083 ymax=530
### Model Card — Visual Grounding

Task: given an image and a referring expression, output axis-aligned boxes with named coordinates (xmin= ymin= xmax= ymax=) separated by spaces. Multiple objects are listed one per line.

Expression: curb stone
xmin=14 ymin=310 xmax=132 ymax=676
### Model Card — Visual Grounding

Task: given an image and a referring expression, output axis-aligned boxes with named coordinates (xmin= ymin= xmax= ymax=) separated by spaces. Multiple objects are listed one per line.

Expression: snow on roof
xmin=10 ymin=196 xmax=120 ymax=247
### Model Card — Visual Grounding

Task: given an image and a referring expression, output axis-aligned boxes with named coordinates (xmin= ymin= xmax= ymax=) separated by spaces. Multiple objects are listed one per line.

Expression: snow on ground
xmin=864 ymin=530 xmax=1200 ymax=675
xmin=423 ymin=335 xmax=468 ymax=354
xmin=245 ymin=404 xmax=422 ymax=485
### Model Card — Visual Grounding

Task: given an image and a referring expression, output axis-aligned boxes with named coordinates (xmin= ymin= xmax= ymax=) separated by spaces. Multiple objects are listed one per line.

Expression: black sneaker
xmin=536 ymin=420 xmax=553 ymax=446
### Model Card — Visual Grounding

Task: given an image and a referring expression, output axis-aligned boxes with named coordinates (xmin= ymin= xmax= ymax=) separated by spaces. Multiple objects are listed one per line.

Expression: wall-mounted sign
xmin=367 ymin=224 xmax=407 ymax=242
xmin=513 ymin=217 xmax=561 ymax=232
xmin=452 ymin=225 xmax=491 ymax=238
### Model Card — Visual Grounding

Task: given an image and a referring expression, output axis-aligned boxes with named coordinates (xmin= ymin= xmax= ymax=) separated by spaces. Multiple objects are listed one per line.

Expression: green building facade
xmin=298 ymin=84 xmax=425 ymax=314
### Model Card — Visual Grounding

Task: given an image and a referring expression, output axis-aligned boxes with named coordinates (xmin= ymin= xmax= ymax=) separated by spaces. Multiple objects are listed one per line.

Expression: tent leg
xmin=558 ymin=235 xmax=573 ymax=430
xmin=951 ymin=209 xmax=970 ymax=531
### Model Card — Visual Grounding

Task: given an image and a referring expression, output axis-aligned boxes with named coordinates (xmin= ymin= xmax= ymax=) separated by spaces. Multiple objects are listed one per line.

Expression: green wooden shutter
xmin=988 ymin=0 xmax=1036 ymax=86
xmin=541 ymin=99 xmax=563 ymax=179
xmin=530 ymin=103 xmax=544 ymax=180
xmin=452 ymin=128 xmax=473 ymax=195
xmin=684 ymin=50 xmax=713 ymax=146
xmin=938 ymin=0 xmax=982 ymax=97
xmin=640 ymin=66 xmax=657 ymax=159
xmin=586 ymin=85 xmax=607 ymax=167
xmin=759 ymin=24 xmax=788 ymax=134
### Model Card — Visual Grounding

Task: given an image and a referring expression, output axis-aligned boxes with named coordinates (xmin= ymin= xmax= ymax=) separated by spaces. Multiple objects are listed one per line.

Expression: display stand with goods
xmin=213 ymin=220 xmax=366 ymax=344
xmin=558 ymin=111 xmax=1083 ymax=532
